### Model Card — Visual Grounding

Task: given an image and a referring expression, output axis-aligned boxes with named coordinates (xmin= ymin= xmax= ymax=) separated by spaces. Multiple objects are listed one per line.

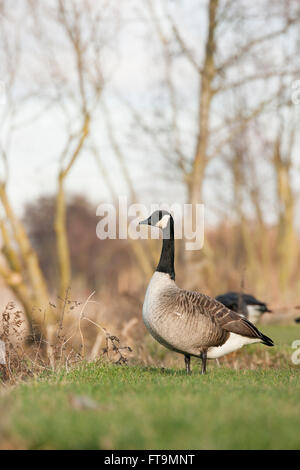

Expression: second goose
xmin=215 ymin=292 xmax=272 ymax=324
xmin=140 ymin=210 xmax=274 ymax=374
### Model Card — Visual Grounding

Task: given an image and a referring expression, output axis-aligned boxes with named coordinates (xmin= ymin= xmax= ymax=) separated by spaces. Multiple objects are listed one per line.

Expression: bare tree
xmin=140 ymin=0 xmax=299 ymax=199
xmin=0 ymin=0 xmax=120 ymax=333
xmin=0 ymin=4 xmax=52 ymax=329
xmin=135 ymin=0 xmax=300 ymax=287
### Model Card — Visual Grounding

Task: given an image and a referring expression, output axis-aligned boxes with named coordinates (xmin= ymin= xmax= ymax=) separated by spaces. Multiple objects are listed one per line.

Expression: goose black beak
xmin=139 ymin=218 xmax=150 ymax=225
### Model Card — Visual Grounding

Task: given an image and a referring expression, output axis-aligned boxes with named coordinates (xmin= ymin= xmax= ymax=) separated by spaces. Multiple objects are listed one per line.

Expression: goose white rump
xmin=207 ymin=333 xmax=260 ymax=359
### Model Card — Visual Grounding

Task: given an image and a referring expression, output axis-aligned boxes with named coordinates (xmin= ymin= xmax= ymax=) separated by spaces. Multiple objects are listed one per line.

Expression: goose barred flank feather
xmin=215 ymin=292 xmax=272 ymax=320
xmin=160 ymin=289 xmax=274 ymax=347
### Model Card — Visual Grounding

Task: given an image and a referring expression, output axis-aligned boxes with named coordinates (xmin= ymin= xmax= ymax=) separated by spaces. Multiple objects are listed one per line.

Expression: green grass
xmin=1 ymin=324 xmax=300 ymax=450
xmin=263 ymin=324 xmax=300 ymax=348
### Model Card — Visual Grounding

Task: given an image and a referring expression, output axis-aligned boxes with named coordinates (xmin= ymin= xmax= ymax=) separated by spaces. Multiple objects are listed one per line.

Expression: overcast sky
xmin=1 ymin=0 xmax=299 ymax=227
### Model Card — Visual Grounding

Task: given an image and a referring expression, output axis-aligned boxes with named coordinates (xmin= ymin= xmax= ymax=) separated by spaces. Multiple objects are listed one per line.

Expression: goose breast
xmin=142 ymin=272 xmax=228 ymax=357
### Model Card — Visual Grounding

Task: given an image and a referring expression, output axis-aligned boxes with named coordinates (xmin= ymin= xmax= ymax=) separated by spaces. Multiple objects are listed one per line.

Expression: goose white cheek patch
xmin=155 ymin=215 xmax=171 ymax=229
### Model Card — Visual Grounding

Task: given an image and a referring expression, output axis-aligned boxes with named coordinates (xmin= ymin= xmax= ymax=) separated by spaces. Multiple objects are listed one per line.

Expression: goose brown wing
xmin=176 ymin=290 xmax=274 ymax=346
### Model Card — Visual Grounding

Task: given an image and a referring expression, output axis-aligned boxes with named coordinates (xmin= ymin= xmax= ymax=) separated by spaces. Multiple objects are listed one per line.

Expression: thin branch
xmin=217 ymin=18 xmax=299 ymax=72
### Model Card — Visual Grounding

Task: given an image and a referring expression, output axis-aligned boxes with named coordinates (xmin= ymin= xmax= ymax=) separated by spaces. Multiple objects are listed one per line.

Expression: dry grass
xmin=0 ymin=293 xmax=134 ymax=384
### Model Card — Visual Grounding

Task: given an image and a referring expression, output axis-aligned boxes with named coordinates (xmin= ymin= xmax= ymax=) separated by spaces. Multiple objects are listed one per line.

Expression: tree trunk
xmin=184 ymin=0 xmax=218 ymax=285
xmin=0 ymin=183 xmax=53 ymax=327
xmin=273 ymin=137 xmax=295 ymax=291
xmin=188 ymin=0 xmax=218 ymax=207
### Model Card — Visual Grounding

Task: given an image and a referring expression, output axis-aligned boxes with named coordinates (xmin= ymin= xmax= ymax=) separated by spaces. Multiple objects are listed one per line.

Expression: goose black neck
xmin=156 ymin=217 xmax=175 ymax=280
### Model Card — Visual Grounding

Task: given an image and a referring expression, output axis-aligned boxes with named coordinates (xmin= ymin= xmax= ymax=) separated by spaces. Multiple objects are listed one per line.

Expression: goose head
xmin=139 ymin=210 xmax=173 ymax=231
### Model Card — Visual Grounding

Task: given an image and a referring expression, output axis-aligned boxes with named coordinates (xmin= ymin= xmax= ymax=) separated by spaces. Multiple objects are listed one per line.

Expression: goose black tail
xmin=261 ymin=333 xmax=274 ymax=347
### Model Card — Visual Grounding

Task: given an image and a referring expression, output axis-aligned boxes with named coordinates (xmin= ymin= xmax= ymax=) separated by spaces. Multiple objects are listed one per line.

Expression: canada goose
xmin=140 ymin=210 xmax=274 ymax=374
xmin=215 ymin=292 xmax=272 ymax=324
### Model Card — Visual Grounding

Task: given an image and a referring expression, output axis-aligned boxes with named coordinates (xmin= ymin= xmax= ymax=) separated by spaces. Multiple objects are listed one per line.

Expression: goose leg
xmin=184 ymin=354 xmax=191 ymax=375
xmin=201 ymin=351 xmax=207 ymax=374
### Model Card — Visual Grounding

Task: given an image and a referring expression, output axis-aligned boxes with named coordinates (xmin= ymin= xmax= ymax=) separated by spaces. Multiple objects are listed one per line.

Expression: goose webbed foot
xmin=184 ymin=354 xmax=191 ymax=375
xmin=201 ymin=351 xmax=207 ymax=374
